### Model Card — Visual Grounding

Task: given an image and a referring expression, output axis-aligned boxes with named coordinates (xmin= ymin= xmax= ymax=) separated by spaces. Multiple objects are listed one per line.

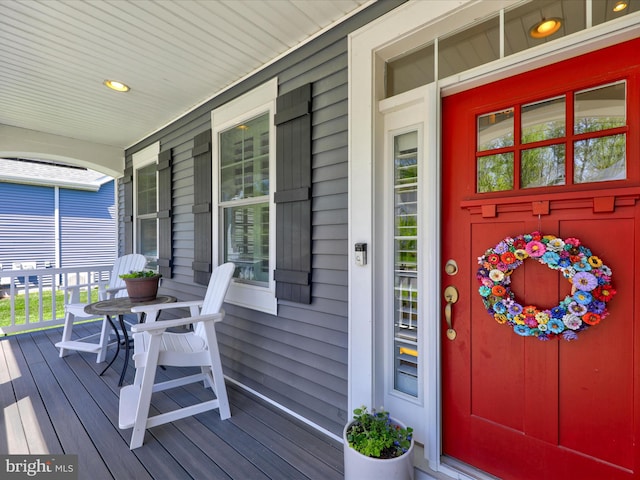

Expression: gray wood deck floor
xmin=0 ymin=321 xmax=344 ymax=479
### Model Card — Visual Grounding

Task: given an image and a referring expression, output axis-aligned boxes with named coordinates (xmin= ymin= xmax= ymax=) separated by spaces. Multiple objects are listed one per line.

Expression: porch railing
xmin=0 ymin=265 xmax=113 ymax=335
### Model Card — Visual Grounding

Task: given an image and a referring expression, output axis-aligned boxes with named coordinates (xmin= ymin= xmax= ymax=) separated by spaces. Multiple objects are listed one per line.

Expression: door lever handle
xmin=444 ymin=286 xmax=459 ymax=340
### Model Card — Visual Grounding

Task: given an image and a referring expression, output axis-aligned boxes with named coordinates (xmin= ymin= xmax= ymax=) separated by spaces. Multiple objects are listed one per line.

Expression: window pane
xmin=504 ymin=0 xmax=585 ymax=56
xmin=224 ymin=203 xmax=269 ymax=285
xmin=393 ymin=131 xmax=418 ymax=397
xmin=395 ymin=277 xmax=418 ymax=396
xmin=592 ymin=0 xmax=640 ymax=26
xmin=137 ymin=217 xmax=157 ymax=268
xmin=220 ymin=113 xmax=269 ymax=201
xmin=477 ymin=109 xmax=514 ymax=151
xmin=574 ymin=82 xmax=625 ymax=134
xmin=521 ymin=145 xmax=565 ymax=188
xmin=574 ymin=134 xmax=626 ymax=184
xmin=438 ymin=15 xmax=500 ymax=79
xmin=477 ymin=153 xmax=514 ymax=192
xmin=522 ymin=97 xmax=565 ymax=143
xmin=137 ymin=163 xmax=156 ymax=215
xmin=386 ymin=43 xmax=434 ymax=97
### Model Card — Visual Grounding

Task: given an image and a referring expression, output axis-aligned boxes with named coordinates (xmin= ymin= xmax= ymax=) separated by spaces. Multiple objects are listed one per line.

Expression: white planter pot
xmin=343 ymin=418 xmax=415 ymax=480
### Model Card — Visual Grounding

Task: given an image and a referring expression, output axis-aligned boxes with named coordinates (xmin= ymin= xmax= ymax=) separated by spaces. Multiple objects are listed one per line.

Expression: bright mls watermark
xmin=0 ymin=455 xmax=77 ymax=479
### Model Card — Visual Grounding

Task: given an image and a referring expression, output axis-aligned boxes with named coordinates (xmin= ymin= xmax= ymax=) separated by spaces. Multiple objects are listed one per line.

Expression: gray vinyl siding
xmin=123 ymin=1 xmax=404 ymax=436
xmin=118 ymin=164 xmax=132 ymax=255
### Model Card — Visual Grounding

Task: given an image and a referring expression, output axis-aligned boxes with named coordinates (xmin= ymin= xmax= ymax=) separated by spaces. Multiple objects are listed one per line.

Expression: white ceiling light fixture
xmin=103 ymin=79 xmax=131 ymax=92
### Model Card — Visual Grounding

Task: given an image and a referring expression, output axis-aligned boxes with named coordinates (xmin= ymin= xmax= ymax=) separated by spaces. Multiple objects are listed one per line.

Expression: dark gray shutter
xmin=122 ymin=165 xmax=134 ymax=254
xmin=157 ymin=149 xmax=173 ymax=278
xmin=192 ymin=130 xmax=213 ymax=285
xmin=274 ymin=83 xmax=312 ymax=304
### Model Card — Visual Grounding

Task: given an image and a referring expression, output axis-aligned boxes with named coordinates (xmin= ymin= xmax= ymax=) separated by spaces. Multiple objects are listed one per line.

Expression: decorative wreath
xmin=477 ymin=232 xmax=616 ymax=341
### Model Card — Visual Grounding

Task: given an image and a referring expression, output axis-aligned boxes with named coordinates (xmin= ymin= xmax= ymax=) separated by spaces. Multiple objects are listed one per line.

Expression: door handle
xmin=444 ymin=286 xmax=459 ymax=340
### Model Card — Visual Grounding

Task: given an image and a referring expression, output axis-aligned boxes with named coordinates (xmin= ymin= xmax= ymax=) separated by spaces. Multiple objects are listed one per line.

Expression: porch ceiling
xmin=0 ymin=0 xmax=370 ymax=150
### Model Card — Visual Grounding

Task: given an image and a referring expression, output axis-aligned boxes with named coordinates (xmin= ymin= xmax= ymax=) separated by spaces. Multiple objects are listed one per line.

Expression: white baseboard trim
xmin=224 ymin=375 xmax=343 ymax=443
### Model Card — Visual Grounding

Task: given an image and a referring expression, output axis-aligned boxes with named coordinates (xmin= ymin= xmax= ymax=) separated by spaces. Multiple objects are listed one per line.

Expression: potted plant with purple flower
xmin=343 ymin=406 xmax=414 ymax=480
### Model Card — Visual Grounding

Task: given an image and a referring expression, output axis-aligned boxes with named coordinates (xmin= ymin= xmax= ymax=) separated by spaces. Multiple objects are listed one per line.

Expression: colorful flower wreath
xmin=477 ymin=232 xmax=616 ymax=341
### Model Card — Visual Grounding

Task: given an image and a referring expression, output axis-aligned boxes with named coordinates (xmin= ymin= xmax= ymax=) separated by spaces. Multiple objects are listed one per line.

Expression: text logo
xmin=0 ymin=455 xmax=77 ymax=479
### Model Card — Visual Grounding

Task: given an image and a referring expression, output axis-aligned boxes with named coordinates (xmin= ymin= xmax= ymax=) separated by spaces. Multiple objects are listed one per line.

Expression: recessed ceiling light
xmin=103 ymin=80 xmax=130 ymax=92
xmin=613 ymin=1 xmax=628 ymax=12
xmin=529 ymin=17 xmax=562 ymax=39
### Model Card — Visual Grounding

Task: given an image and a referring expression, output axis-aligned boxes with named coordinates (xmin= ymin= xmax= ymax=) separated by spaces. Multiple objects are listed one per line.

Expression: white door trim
xmin=348 ymin=0 xmax=485 ymax=470
xmin=375 ymin=84 xmax=436 ymax=446
xmin=348 ymin=0 xmax=640 ymax=475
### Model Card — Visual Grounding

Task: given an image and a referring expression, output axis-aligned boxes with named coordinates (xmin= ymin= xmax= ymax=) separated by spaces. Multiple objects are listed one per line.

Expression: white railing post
xmin=0 ymin=265 xmax=112 ymax=335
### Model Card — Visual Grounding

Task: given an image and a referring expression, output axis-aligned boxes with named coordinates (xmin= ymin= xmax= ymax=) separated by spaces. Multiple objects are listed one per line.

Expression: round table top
xmin=84 ymin=295 xmax=177 ymax=316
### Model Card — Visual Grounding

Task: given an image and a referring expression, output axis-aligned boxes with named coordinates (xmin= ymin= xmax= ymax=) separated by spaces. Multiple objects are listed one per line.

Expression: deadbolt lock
xmin=445 ymin=259 xmax=458 ymax=276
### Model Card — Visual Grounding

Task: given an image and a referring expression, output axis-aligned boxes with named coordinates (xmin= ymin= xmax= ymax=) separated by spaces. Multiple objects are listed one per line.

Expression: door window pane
xmin=476 ymin=80 xmax=627 ymax=193
xmin=477 ymin=153 xmax=514 ymax=192
xmin=522 ymin=97 xmax=565 ymax=143
xmin=521 ymin=145 xmax=565 ymax=188
xmin=574 ymin=134 xmax=626 ymax=184
xmin=393 ymin=131 xmax=418 ymax=397
xmin=574 ymin=82 xmax=625 ymax=134
xmin=477 ymin=109 xmax=514 ymax=151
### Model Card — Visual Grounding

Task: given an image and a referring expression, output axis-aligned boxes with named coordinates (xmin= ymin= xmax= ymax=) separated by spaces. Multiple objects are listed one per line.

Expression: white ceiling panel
xmin=0 ymin=0 xmax=370 ymax=149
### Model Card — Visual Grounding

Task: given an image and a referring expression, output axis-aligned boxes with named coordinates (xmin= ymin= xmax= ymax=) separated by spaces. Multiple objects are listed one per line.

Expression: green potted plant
xmin=343 ymin=406 xmax=414 ymax=480
xmin=119 ymin=270 xmax=161 ymax=302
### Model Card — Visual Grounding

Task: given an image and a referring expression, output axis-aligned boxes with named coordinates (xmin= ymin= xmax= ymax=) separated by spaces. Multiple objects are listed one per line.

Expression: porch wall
xmin=121 ymin=0 xmax=406 ymax=436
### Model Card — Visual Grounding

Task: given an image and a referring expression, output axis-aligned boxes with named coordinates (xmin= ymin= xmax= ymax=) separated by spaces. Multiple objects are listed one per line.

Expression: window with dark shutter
xmin=211 ymin=78 xmax=277 ymax=314
xmin=274 ymin=83 xmax=312 ymax=304
xmin=131 ymin=143 xmax=160 ymax=270
xmin=157 ymin=148 xmax=173 ymax=278
xmin=192 ymin=130 xmax=213 ymax=285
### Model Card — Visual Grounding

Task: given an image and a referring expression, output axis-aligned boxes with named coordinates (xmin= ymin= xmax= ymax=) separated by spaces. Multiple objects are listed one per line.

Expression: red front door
xmin=441 ymin=38 xmax=640 ymax=480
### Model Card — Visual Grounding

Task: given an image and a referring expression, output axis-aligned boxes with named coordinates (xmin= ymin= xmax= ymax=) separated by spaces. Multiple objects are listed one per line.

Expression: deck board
xmin=1 ymin=321 xmax=344 ymax=480
xmin=0 ymin=338 xmax=33 ymax=453
xmin=7 ymin=333 xmax=63 ymax=454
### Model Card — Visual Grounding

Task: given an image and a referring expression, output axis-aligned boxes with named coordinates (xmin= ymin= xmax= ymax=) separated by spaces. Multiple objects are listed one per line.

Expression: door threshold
xmin=413 ymin=446 xmax=499 ymax=480
xmin=438 ymin=456 xmax=500 ymax=480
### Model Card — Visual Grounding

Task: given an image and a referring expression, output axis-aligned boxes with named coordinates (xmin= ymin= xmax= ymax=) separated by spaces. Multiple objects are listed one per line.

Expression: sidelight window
xmin=393 ymin=130 xmax=419 ymax=397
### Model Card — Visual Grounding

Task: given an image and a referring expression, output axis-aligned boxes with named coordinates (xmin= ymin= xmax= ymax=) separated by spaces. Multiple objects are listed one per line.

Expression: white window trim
xmin=132 ymin=142 xmax=159 ymax=263
xmin=376 ymin=87 xmax=434 ymax=446
xmin=211 ymin=78 xmax=278 ymax=315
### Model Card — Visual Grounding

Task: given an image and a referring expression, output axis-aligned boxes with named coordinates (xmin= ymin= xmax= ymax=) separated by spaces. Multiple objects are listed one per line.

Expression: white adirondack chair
xmin=119 ymin=262 xmax=235 ymax=449
xmin=56 ymin=254 xmax=147 ymax=363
